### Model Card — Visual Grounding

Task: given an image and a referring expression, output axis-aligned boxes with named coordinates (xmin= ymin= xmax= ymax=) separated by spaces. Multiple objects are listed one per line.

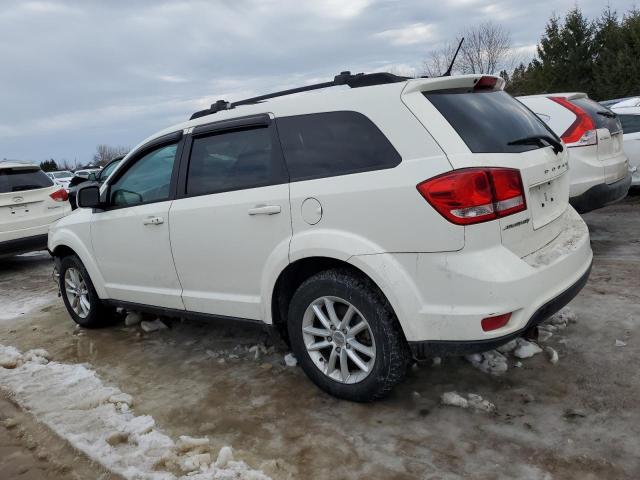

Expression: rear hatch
xmin=402 ymin=75 xmax=570 ymax=258
xmin=0 ymin=165 xmax=59 ymax=233
xmin=568 ymin=97 xmax=627 ymax=183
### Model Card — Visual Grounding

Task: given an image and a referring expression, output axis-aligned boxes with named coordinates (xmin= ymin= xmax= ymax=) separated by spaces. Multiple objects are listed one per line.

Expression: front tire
xmin=59 ymin=254 xmax=115 ymax=328
xmin=288 ymin=269 xmax=409 ymax=402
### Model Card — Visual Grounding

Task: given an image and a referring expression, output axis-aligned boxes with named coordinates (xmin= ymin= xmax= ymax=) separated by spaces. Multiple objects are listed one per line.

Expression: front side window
xmin=618 ymin=114 xmax=640 ymax=134
xmin=110 ymin=144 xmax=177 ymax=207
xmin=186 ymin=126 xmax=284 ymax=196
xmin=276 ymin=111 xmax=401 ymax=181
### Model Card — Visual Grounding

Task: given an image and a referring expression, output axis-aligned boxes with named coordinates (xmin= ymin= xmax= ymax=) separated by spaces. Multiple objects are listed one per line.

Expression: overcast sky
xmin=0 ymin=0 xmax=637 ymax=166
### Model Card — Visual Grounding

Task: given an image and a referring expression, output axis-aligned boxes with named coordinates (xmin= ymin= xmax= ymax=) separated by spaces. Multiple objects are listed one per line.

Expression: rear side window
xmin=424 ymin=90 xmax=555 ymax=154
xmin=570 ymin=98 xmax=622 ymax=133
xmin=186 ymin=126 xmax=286 ymax=196
xmin=618 ymin=114 xmax=640 ymax=134
xmin=276 ymin=111 xmax=401 ymax=181
xmin=0 ymin=167 xmax=53 ymax=193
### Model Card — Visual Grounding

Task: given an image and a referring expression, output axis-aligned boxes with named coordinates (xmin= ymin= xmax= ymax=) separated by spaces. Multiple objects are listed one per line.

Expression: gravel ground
xmin=0 ymin=194 xmax=638 ymax=479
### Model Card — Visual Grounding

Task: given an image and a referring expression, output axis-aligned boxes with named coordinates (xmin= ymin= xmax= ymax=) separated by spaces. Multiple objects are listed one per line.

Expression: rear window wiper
xmin=508 ymin=135 xmax=564 ymax=154
xmin=597 ymin=110 xmax=617 ymax=118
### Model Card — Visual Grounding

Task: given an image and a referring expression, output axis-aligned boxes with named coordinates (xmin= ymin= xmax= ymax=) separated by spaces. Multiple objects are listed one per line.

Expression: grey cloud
xmin=0 ymin=0 xmax=635 ymax=163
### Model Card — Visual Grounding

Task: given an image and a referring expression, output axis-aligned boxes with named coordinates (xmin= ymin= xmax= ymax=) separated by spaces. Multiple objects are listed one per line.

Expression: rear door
xmin=0 ymin=166 xmax=65 ymax=241
xmin=403 ymin=78 xmax=570 ymax=257
xmin=169 ymin=115 xmax=291 ymax=320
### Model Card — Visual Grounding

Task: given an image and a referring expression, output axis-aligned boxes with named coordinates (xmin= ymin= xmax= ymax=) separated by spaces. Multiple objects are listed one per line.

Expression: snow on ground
xmin=0 ymin=292 xmax=58 ymax=321
xmin=0 ymin=344 xmax=270 ymax=480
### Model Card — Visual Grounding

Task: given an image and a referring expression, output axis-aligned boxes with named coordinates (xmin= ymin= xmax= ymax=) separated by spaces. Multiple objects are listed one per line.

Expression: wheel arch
xmin=270 ymin=255 xmax=404 ymax=346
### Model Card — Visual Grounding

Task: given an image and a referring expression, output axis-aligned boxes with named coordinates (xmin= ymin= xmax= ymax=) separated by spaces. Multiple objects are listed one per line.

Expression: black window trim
xmin=98 ymin=130 xmax=185 ymax=211
xmin=274 ymin=110 xmax=402 ymax=183
xmin=176 ymin=113 xmax=289 ymax=200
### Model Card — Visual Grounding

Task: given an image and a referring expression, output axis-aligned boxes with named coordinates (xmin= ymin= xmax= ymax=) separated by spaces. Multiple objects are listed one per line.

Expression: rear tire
xmin=58 ymin=254 xmax=115 ymax=328
xmin=288 ymin=268 xmax=409 ymax=402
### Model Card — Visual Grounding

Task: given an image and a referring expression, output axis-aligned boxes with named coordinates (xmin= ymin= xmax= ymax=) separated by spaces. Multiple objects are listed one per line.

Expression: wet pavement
xmin=1 ymin=194 xmax=639 ymax=479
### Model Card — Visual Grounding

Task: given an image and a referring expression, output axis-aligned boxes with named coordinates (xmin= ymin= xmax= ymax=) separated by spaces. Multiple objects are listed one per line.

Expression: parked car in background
xmin=74 ymin=168 xmax=101 ymax=179
xmin=50 ymin=73 xmax=592 ymax=401
xmin=46 ymin=170 xmax=75 ymax=190
xmin=68 ymin=157 xmax=124 ymax=209
xmin=1 ymin=162 xmax=71 ymax=257
xmin=609 ymin=97 xmax=640 ymax=187
xmin=518 ymin=93 xmax=631 ymax=212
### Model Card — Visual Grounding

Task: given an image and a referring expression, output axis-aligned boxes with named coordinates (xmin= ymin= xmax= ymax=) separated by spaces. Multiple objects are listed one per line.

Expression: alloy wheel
xmin=301 ymin=296 xmax=376 ymax=384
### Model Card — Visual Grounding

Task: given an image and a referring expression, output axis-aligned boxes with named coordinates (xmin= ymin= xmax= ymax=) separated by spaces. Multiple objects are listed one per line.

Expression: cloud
xmin=0 ymin=0 xmax=637 ymax=162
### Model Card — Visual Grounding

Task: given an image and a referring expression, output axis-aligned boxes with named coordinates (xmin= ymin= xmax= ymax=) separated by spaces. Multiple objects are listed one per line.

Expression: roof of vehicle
xmin=518 ymin=92 xmax=588 ymax=101
xmin=127 ymin=73 xmax=502 ymax=158
xmin=0 ymin=161 xmax=40 ymax=170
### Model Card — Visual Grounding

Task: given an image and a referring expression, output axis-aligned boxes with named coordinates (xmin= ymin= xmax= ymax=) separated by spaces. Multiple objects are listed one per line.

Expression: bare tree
xmin=459 ymin=22 xmax=512 ymax=74
xmin=422 ymin=22 xmax=513 ymax=76
xmin=422 ymin=42 xmax=460 ymax=76
xmin=93 ymin=144 xmax=129 ymax=166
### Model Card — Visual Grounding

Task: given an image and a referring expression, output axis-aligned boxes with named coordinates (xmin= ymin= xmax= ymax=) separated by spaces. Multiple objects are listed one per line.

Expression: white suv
xmin=1 ymin=162 xmax=71 ymax=256
xmin=49 ymin=73 xmax=592 ymax=401
xmin=517 ymin=93 xmax=631 ymax=212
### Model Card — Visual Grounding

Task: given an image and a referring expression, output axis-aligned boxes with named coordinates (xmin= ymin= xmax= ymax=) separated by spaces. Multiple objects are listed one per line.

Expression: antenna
xmin=443 ymin=37 xmax=464 ymax=77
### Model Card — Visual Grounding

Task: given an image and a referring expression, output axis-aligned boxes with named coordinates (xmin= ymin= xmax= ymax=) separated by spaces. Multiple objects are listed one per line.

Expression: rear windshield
xmin=571 ymin=98 xmax=622 ymax=134
xmin=424 ymin=90 xmax=557 ymax=154
xmin=0 ymin=167 xmax=54 ymax=193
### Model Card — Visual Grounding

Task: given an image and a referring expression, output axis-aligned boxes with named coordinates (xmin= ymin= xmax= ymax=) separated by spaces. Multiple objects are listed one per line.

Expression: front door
xmin=169 ymin=118 xmax=291 ymax=320
xmin=91 ymin=140 xmax=185 ymax=309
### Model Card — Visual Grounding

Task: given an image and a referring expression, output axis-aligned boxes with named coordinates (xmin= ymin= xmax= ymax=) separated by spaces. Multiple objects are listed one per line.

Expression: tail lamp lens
xmin=417 ymin=168 xmax=526 ymax=225
xmin=549 ymin=97 xmax=597 ymax=146
xmin=50 ymin=188 xmax=68 ymax=202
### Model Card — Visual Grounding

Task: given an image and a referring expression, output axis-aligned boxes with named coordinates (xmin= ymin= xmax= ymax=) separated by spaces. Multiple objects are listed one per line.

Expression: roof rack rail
xmin=189 ymin=71 xmax=410 ymax=120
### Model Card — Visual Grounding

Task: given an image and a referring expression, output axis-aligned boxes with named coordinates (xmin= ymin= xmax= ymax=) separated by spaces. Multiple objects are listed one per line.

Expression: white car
xmin=74 ymin=168 xmax=101 ymax=179
xmin=1 ymin=163 xmax=71 ymax=256
xmin=49 ymin=73 xmax=592 ymax=401
xmin=518 ymin=93 xmax=631 ymax=212
xmin=609 ymin=97 xmax=640 ymax=186
xmin=46 ymin=170 xmax=75 ymax=190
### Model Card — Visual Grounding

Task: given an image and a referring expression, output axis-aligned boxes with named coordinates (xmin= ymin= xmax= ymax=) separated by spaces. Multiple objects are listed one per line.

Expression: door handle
xmin=143 ymin=216 xmax=164 ymax=225
xmin=248 ymin=205 xmax=281 ymax=216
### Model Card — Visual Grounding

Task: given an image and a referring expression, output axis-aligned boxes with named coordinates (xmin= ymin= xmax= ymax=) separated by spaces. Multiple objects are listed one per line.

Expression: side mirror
xmin=88 ymin=172 xmax=97 ymax=181
xmin=77 ymin=184 xmax=102 ymax=209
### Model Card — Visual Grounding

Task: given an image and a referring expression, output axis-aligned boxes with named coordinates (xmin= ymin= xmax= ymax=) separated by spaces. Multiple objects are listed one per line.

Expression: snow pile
xmin=540 ymin=307 xmax=576 ymax=332
xmin=0 ymin=292 xmax=58 ymax=321
xmin=513 ymin=339 xmax=543 ymax=359
xmin=441 ymin=392 xmax=495 ymax=413
xmin=0 ymin=344 xmax=270 ymax=480
xmin=283 ymin=353 xmax=297 ymax=367
xmin=140 ymin=318 xmax=169 ymax=333
xmin=465 ymin=350 xmax=508 ymax=375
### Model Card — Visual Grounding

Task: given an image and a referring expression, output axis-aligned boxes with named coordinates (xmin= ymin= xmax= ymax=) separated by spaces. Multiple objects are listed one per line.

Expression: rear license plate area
xmin=529 ymin=179 xmax=565 ymax=229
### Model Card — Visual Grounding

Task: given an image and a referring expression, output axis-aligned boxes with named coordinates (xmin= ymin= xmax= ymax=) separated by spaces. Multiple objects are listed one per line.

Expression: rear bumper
xmin=0 ymin=233 xmax=49 ymax=257
xmin=570 ymin=172 xmax=632 ymax=213
xmin=408 ymin=260 xmax=591 ymax=357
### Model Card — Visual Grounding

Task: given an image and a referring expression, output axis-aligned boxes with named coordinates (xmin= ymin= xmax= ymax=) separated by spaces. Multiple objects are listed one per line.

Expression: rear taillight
xmin=417 ymin=168 xmax=526 ymax=225
xmin=50 ymin=188 xmax=68 ymax=202
xmin=549 ymin=97 xmax=597 ymax=147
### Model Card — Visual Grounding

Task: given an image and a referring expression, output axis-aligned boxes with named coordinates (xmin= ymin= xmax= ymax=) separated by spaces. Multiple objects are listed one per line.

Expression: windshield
xmin=424 ymin=90 xmax=559 ymax=154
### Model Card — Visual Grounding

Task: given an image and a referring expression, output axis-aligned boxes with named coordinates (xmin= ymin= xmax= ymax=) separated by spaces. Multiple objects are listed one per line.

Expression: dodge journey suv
xmin=49 ymin=72 xmax=592 ymax=401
